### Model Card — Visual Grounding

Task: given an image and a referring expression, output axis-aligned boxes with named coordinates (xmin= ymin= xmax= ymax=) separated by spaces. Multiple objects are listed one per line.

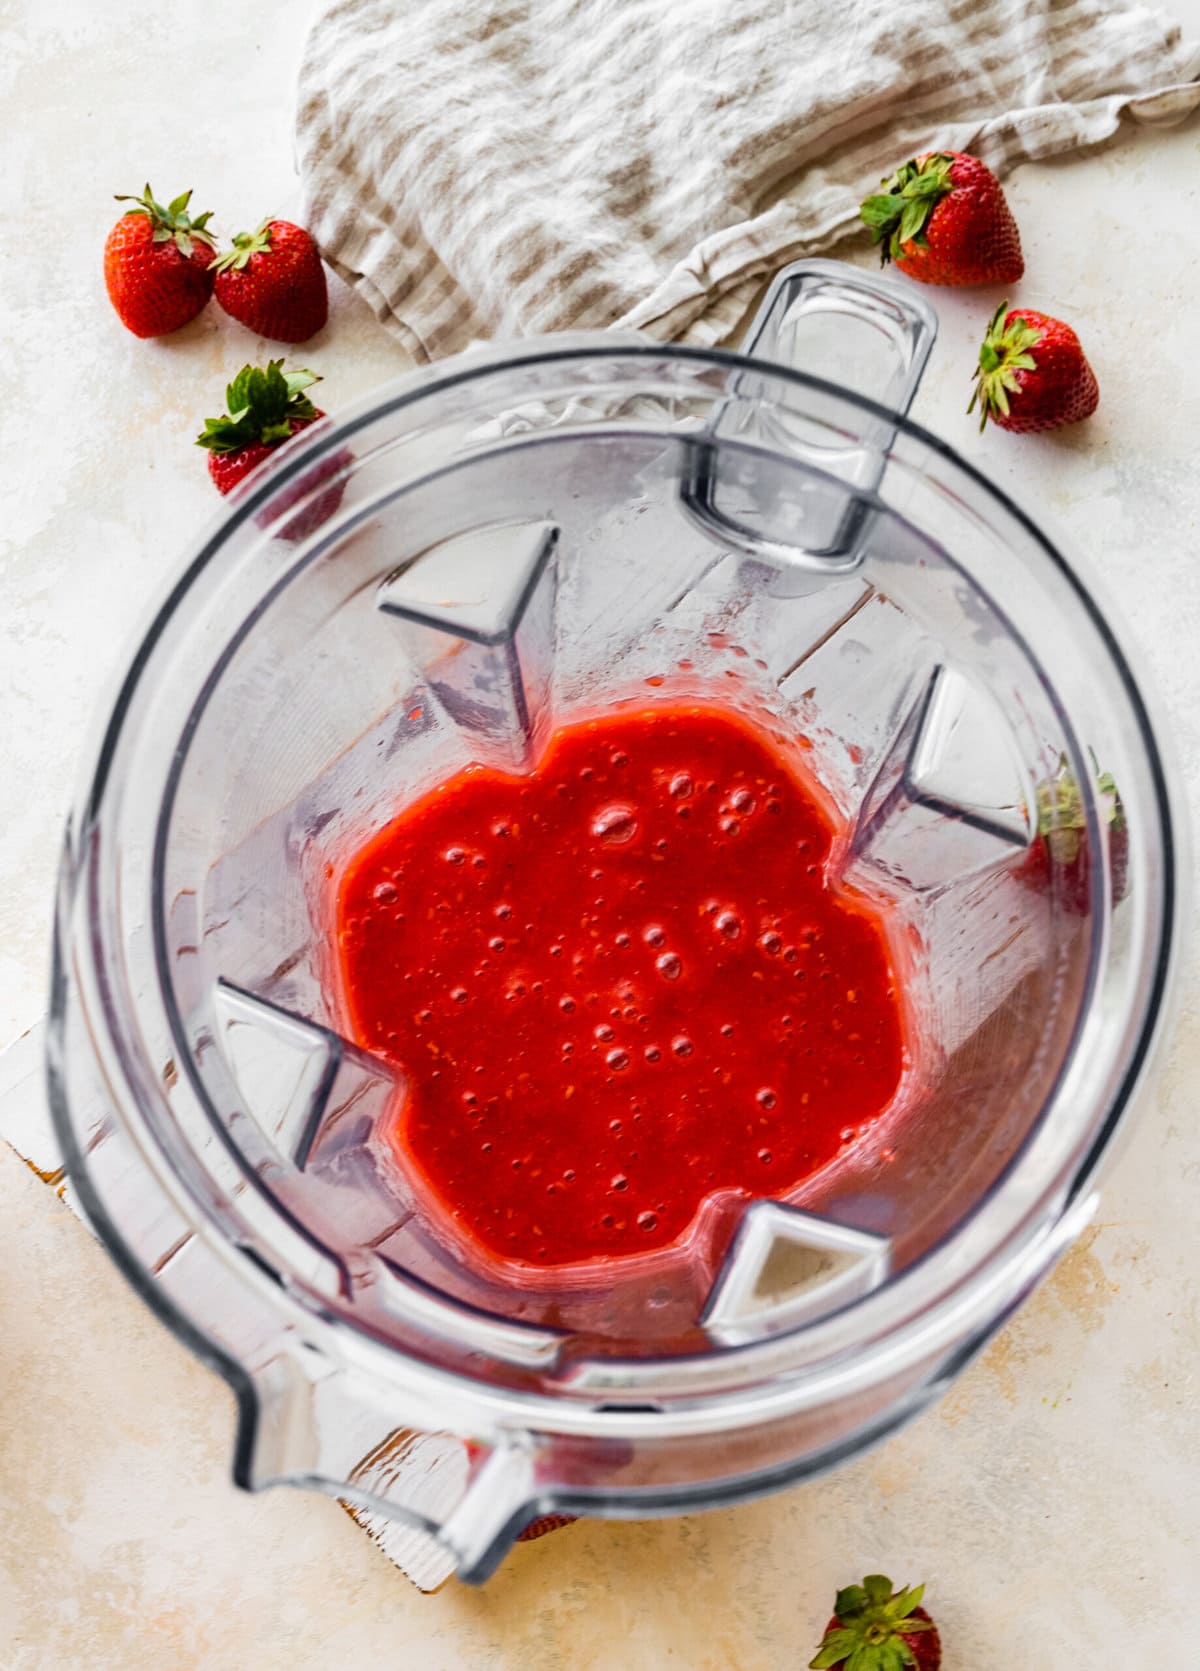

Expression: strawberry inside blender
xmin=332 ymin=702 xmax=905 ymax=1270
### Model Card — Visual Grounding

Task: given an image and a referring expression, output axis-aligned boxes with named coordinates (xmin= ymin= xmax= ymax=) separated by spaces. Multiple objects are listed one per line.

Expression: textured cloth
xmin=296 ymin=0 xmax=1200 ymax=362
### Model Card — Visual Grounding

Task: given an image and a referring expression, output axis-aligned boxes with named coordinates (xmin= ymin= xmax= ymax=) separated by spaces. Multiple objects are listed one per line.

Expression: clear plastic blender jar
xmin=49 ymin=261 xmax=1181 ymax=1586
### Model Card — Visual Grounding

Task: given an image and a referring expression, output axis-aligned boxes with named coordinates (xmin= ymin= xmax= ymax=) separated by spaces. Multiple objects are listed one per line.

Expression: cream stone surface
xmin=1 ymin=2 xmax=1198 ymax=1665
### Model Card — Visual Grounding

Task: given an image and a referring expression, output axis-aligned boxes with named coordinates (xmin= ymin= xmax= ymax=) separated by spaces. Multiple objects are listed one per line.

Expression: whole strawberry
xmin=811 ymin=1575 xmax=940 ymax=1671
xmin=104 ymin=184 xmax=217 ymax=337
xmin=198 ymin=360 xmax=325 ymax=494
xmin=1015 ymin=758 xmax=1128 ymax=915
xmin=197 ymin=360 xmax=348 ymax=538
xmin=969 ymin=301 xmax=1099 ymax=433
xmin=213 ymin=219 xmax=328 ymax=343
xmin=860 ymin=151 xmax=1023 ymax=286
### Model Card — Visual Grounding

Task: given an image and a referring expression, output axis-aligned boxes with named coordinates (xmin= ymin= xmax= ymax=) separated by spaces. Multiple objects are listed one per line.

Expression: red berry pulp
xmin=333 ymin=703 xmax=905 ymax=1270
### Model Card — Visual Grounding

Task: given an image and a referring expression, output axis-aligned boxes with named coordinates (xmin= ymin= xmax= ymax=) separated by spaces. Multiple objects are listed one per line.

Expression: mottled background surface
xmin=1 ymin=1 xmax=1198 ymax=1665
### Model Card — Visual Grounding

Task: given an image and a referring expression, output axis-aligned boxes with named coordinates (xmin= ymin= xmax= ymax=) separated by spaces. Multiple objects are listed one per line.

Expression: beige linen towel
xmin=297 ymin=0 xmax=1200 ymax=362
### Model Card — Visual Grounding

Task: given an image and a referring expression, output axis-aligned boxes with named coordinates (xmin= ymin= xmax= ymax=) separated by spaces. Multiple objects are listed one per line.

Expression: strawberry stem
xmin=114 ymin=182 xmax=215 ymax=259
xmin=968 ymin=300 xmax=1043 ymax=432
xmin=1031 ymin=758 xmax=1124 ymax=864
xmin=810 ymin=1576 xmax=934 ymax=1671
xmin=860 ymin=155 xmax=954 ymax=263
xmin=213 ymin=219 xmax=276 ymax=275
xmin=196 ymin=360 xmax=321 ymax=454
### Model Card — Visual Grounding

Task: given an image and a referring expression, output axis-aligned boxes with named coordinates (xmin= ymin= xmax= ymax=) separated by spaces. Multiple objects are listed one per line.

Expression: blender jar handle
xmin=741 ymin=257 xmax=937 ymax=419
xmin=682 ymin=258 xmax=937 ymax=570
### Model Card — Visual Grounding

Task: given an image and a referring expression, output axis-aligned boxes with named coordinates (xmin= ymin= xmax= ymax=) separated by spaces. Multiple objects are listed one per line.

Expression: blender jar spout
xmin=435 ymin=1442 xmax=540 ymax=1584
xmin=681 ymin=258 xmax=937 ymax=571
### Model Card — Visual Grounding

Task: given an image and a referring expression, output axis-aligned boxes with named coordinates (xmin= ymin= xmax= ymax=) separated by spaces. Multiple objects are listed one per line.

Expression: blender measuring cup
xmin=48 ymin=261 xmax=1180 ymax=1584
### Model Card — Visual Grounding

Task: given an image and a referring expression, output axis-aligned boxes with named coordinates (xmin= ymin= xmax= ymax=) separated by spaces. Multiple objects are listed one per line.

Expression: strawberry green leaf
xmin=284 ymin=368 xmax=320 ymax=397
xmin=213 ymin=218 xmax=276 ymax=275
xmin=810 ymin=1628 xmax=858 ymax=1667
xmin=888 ymin=1584 xmax=922 ymax=1617
xmin=114 ymin=182 xmax=216 ymax=253
xmin=858 ymin=153 xmax=954 ymax=265
xmin=225 ymin=365 xmax=256 ymax=416
xmin=813 ymin=1574 xmax=934 ymax=1671
xmin=1095 ymin=770 xmax=1127 ymax=831
xmin=898 ymin=199 xmax=926 ymax=244
xmin=908 ymin=172 xmax=947 ymax=199
xmin=196 ymin=358 xmax=322 ymax=454
xmin=969 ymin=300 xmax=1047 ymax=431
xmin=1029 ymin=760 xmax=1125 ymax=866
xmin=860 ymin=193 xmax=907 ymax=229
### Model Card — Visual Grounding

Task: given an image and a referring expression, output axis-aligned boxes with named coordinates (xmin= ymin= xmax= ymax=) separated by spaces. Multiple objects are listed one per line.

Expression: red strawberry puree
xmin=333 ymin=703 xmax=905 ymax=1270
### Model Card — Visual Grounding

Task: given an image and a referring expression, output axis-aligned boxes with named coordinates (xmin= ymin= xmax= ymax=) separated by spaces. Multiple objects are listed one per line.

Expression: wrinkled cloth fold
xmin=297 ymin=0 xmax=1200 ymax=361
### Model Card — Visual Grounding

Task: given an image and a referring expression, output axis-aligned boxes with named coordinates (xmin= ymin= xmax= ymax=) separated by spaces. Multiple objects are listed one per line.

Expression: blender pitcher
xmin=48 ymin=260 xmax=1180 ymax=1586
